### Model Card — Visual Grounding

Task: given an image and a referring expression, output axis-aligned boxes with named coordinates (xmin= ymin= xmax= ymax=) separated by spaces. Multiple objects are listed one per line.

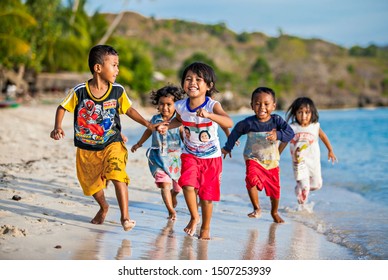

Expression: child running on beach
xmin=278 ymin=97 xmax=337 ymax=204
xmin=131 ymin=85 xmax=185 ymax=220
xmin=159 ymin=62 xmax=233 ymax=240
xmin=50 ymin=45 xmax=157 ymax=231
xmin=222 ymin=87 xmax=294 ymax=223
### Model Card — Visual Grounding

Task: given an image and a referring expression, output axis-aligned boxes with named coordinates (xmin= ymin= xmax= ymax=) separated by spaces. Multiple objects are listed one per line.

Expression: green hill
xmin=105 ymin=11 xmax=388 ymax=109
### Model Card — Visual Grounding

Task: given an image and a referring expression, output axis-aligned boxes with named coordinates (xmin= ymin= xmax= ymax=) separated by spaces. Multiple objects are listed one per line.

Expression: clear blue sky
xmin=83 ymin=0 xmax=388 ymax=48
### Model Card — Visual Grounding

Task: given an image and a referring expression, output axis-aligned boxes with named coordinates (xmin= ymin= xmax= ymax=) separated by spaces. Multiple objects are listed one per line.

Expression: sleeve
xmin=60 ymin=88 xmax=78 ymax=112
xmin=118 ymin=90 xmax=132 ymax=114
xmin=275 ymin=115 xmax=295 ymax=142
xmin=223 ymin=120 xmax=247 ymax=152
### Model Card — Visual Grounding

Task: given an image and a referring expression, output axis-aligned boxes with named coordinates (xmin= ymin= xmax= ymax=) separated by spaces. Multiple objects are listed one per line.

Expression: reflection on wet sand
xmin=146 ymin=220 xmax=178 ymax=259
xmin=71 ymin=232 xmax=104 ymax=260
xmin=115 ymin=239 xmax=131 ymax=260
xmin=287 ymin=222 xmax=321 ymax=259
xmin=145 ymin=220 xmax=209 ymax=260
xmin=242 ymin=223 xmax=278 ymax=260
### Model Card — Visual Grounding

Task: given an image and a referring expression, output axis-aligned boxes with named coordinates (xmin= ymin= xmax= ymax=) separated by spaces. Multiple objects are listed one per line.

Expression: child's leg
xmin=91 ymin=189 xmax=109 ymax=224
xmin=112 ymin=180 xmax=135 ymax=231
xmin=171 ymin=180 xmax=181 ymax=208
xmin=199 ymin=199 xmax=213 ymax=240
xmin=171 ymin=190 xmax=179 ymax=208
xmin=270 ymin=198 xmax=284 ymax=223
xmin=247 ymin=186 xmax=261 ymax=218
xmin=183 ymin=186 xmax=200 ymax=236
xmin=295 ymin=178 xmax=309 ymax=204
xmin=158 ymin=182 xmax=177 ymax=220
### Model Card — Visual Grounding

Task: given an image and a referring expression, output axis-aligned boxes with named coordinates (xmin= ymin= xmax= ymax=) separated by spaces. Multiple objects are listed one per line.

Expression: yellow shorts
xmin=76 ymin=142 xmax=129 ymax=196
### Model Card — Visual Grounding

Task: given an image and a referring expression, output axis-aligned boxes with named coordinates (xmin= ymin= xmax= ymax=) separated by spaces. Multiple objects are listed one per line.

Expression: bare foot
xmin=122 ymin=219 xmax=136 ymax=231
xmin=247 ymin=208 xmax=261 ymax=218
xmin=171 ymin=190 xmax=178 ymax=208
xmin=91 ymin=205 xmax=109 ymax=224
xmin=199 ymin=229 xmax=211 ymax=240
xmin=184 ymin=217 xmax=200 ymax=236
xmin=296 ymin=188 xmax=309 ymax=204
xmin=271 ymin=212 xmax=284 ymax=223
xmin=168 ymin=210 xmax=177 ymax=221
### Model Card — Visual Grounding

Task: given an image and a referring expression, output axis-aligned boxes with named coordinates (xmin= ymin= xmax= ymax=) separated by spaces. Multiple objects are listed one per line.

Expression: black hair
xmin=88 ymin=45 xmax=118 ymax=74
xmin=180 ymin=62 xmax=219 ymax=97
xmin=149 ymin=84 xmax=185 ymax=106
xmin=251 ymin=87 xmax=276 ymax=103
xmin=198 ymin=130 xmax=211 ymax=142
xmin=285 ymin=97 xmax=319 ymax=124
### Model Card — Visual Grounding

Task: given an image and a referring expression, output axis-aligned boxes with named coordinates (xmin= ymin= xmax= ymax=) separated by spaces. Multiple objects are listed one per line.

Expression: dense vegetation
xmin=2 ymin=0 xmax=388 ymax=109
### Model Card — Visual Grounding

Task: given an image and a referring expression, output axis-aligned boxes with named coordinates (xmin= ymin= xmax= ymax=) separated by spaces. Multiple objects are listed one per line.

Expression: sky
xmin=83 ymin=0 xmax=388 ymax=48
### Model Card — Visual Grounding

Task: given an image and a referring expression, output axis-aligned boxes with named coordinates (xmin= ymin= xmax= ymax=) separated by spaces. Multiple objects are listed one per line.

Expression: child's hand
xmin=328 ymin=151 xmax=338 ymax=164
xmin=196 ymin=108 xmax=210 ymax=118
xmin=221 ymin=148 xmax=232 ymax=159
xmin=50 ymin=128 xmax=65 ymax=140
xmin=121 ymin=133 xmax=128 ymax=143
xmin=147 ymin=121 xmax=168 ymax=131
xmin=266 ymin=129 xmax=277 ymax=142
xmin=156 ymin=123 xmax=168 ymax=135
xmin=131 ymin=143 xmax=142 ymax=153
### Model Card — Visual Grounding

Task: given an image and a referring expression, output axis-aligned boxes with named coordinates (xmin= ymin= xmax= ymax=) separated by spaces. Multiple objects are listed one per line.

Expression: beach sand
xmin=0 ymin=101 xmax=356 ymax=260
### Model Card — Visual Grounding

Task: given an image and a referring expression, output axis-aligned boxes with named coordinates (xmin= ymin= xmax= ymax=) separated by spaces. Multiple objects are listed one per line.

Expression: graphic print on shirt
xmin=244 ymin=131 xmax=279 ymax=169
xmin=182 ymin=121 xmax=218 ymax=157
xmin=75 ymin=99 xmax=117 ymax=145
xmin=147 ymin=115 xmax=182 ymax=181
xmin=290 ymin=131 xmax=315 ymax=180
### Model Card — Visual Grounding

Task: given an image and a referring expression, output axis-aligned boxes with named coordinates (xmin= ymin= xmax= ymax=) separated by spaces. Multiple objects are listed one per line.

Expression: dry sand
xmin=0 ymin=101 xmax=356 ymax=260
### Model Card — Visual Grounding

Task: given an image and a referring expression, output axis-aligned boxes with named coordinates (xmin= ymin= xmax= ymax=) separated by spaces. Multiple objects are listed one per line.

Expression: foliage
xmin=1 ymin=0 xmax=153 ymax=102
xmin=109 ymin=37 xmax=154 ymax=103
xmin=0 ymin=0 xmax=37 ymax=67
xmin=247 ymin=57 xmax=272 ymax=86
xmin=349 ymin=44 xmax=378 ymax=57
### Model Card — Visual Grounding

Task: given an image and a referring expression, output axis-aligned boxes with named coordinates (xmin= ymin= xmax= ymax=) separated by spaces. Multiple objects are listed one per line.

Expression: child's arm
xmin=221 ymin=148 xmax=232 ymax=159
xmin=131 ymin=129 xmax=152 ymax=152
xmin=319 ymin=128 xmax=337 ymax=164
xmin=196 ymin=103 xmax=233 ymax=128
xmin=50 ymin=105 xmax=66 ymax=140
xmin=126 ymin=107 xmax=164 ymax=131
xmin=158 ymin=113 xmax=183 ymax=135
xmin=271 ymin=116 xmax=295 ymax=142
xmin=221 ymin=126 xmax=240 ymax=146
xmin=278 ymin=142 xmax=288 ymax=155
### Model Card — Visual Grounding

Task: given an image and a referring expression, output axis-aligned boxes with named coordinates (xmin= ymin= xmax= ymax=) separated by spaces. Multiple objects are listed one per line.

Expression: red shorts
xmin=245 ymin=160 xmax=280 ymax=199
xmin=178 ymin=153 xmax=222 ymax=201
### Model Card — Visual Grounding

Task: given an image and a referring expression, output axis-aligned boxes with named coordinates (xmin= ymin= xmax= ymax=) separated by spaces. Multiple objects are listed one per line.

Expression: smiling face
xmin=157 ymin=95 xmax=176 ymax=120
xmin=251 ymin=92 xmax=276 ymax=122
xmin=182 ymin=70 xmax=210 ymax=100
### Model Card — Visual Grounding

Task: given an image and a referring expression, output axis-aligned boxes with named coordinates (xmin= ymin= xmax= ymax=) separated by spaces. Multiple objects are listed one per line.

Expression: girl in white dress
xmin=279 ymin=97 xmax=337 ymax=204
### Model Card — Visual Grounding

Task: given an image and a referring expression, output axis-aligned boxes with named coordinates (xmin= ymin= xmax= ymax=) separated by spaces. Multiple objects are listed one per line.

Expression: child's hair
xmin=285 ymin=97 xmax=319 ymax=124
xmin=180 ymin=62 xmax=219 ymax=97
xmin=88 ymin=45 xmax=118 ymax=74
xmin=149 ymin=84 xmax=185 ymax=106
xmin=251 ymin=87 xmax=276 ymax=103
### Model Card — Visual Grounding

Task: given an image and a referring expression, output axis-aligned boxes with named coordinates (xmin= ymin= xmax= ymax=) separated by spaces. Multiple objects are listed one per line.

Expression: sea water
xmin=219 ymin=107 xmax=388 ymax=260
